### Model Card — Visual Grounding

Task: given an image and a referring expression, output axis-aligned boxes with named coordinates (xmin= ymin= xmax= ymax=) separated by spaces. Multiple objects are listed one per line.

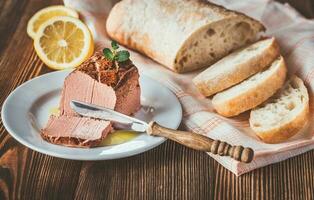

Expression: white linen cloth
xmin=64 ymin=0 xmax=314 ymax=175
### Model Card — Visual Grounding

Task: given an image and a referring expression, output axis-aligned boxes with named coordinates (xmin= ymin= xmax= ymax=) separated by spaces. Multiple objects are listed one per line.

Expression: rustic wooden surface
xmin=0 ymin=0 xmax=313 ymax=199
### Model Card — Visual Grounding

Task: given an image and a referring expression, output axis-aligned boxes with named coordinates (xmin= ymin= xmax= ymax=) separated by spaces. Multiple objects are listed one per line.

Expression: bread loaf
xmin=212 ymin=56 xmax=287 ymax=117
xmin=106 ymin=0 xmax=265 ymax=73
xmin=249 ymin=76 xmax=309 ymax=143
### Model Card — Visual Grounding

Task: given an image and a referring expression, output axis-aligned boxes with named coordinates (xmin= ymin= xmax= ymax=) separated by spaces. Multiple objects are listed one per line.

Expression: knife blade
xmin=70 ymin=100 xmax=148 ymax=132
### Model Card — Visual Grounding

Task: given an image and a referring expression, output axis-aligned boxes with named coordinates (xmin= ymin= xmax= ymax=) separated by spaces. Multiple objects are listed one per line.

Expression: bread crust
xmin=212 ymin=56 xmax=287 ymax=117
xmin=249 ymin=76 xmax=310 ymax=143
xmin=193 ymin=37 xmax=280 ymax=96
xmin=106 ymin=0 xmax=264 ymax=73
xmin=253 ymin=106 xmax=309 ymax=143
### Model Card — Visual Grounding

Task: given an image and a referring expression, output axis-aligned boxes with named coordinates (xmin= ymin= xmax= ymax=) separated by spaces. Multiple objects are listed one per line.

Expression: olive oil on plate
xmin=49 ymin=106 xmax=60 ymax=116
xmin=100 ymin=130 xmax=139 ymax=146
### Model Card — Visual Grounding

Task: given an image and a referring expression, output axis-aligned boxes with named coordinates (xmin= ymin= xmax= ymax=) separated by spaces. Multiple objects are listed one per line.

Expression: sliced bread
xmin=106 ymin=0 xmax=265 ymax=73
xmin=249 ymin=76 xmax=309 ymax=143
xmin=193 ymin=37 xmax=280 ymax=96
xmin=212 ymin=56 xmax=287 ymax=117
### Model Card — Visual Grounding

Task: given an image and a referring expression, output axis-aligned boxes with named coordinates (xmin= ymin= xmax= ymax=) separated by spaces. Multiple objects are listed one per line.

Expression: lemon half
xmin=34 ymin=16 xmax=94 ymax=70
xmin=27 ymin=5 xmax=79 ymax=39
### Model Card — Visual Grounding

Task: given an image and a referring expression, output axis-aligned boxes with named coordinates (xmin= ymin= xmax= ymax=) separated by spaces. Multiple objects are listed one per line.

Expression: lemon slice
xmin=34 ymin=16 xmax=94 ymax=70
xmin=27 ymin=5 xmax=79 ymax=39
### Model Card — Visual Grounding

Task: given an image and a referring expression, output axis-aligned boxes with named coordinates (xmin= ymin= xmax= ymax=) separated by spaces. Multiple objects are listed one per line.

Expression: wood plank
xmin=0 ymin=0 xmax=313 ymax=199
xmin=278 ymin=0 xmax=314 ymax=18
xmin=73 ymin=141 xmax=213 ymax=199
xmin=0 ymin=0 xmax=82 ymax=199
xmin=210 ymin=150 xmax=314 ymax=200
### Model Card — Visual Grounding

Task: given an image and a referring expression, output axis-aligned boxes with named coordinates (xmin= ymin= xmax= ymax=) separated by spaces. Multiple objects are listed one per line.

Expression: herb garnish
xmin=103 ymin=41 xmax=130 ymax=65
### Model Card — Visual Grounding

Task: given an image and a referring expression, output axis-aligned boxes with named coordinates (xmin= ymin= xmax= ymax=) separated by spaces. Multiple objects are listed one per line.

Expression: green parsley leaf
xmin=103 ymin=48 xmax=114 ymax=61
xmin=111 ymin=41 xmax=119 ymax=50
xmin=115 ymin=50 xmax=130 ymax=62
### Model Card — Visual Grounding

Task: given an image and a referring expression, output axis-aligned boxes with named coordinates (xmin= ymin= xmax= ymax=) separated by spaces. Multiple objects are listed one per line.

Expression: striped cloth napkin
xmin=64 ymin=0 xmax=314 ymax=175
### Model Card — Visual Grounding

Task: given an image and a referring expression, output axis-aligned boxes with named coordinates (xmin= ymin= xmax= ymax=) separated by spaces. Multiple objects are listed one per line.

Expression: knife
xmin=70 ymin=100 xmax=254 ymax=163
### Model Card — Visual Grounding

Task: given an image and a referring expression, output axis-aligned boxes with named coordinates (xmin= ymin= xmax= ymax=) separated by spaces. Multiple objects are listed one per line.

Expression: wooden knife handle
xmin=147 ymin=122 xmax=254 ymax=163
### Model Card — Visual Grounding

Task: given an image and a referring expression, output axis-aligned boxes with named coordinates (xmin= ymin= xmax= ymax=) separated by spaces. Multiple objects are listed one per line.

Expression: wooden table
xmin=0 ymin=0 xmax=313 ymax=199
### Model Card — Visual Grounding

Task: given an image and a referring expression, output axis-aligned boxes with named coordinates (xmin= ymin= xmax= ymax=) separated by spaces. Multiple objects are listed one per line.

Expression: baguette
xmin=249 ymin=76 xmax=309 ymax=143
xmin=212 ymin=56 xmax=287 ymax=117
xmin=193 ymin=37 xmax=280 ymax=96
xmin=106 ymin=0 xmax=265 ymax=73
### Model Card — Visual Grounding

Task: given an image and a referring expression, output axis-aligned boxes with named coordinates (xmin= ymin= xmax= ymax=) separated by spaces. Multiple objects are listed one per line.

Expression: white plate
xmin=1 ymin=71 xmax=182 ymax=160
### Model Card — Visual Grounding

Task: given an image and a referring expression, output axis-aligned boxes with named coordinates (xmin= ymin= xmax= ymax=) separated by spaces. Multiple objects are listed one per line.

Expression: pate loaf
xmin=106 ymin=0 xmax=265 ymax=73
xmin=41 ymin=52 xmax=141 ymax=147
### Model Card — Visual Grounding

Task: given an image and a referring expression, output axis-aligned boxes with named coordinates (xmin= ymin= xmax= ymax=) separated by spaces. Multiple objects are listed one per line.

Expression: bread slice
xmin=193 ymin=37 xmax=280 ymax=96
xmin=212 ymin=56 xmax=287 ymax=117
xmin=106 ymin=0 xmax=265 ymax=73
xmin=249 ymin=76 xmax=309 ymax=143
